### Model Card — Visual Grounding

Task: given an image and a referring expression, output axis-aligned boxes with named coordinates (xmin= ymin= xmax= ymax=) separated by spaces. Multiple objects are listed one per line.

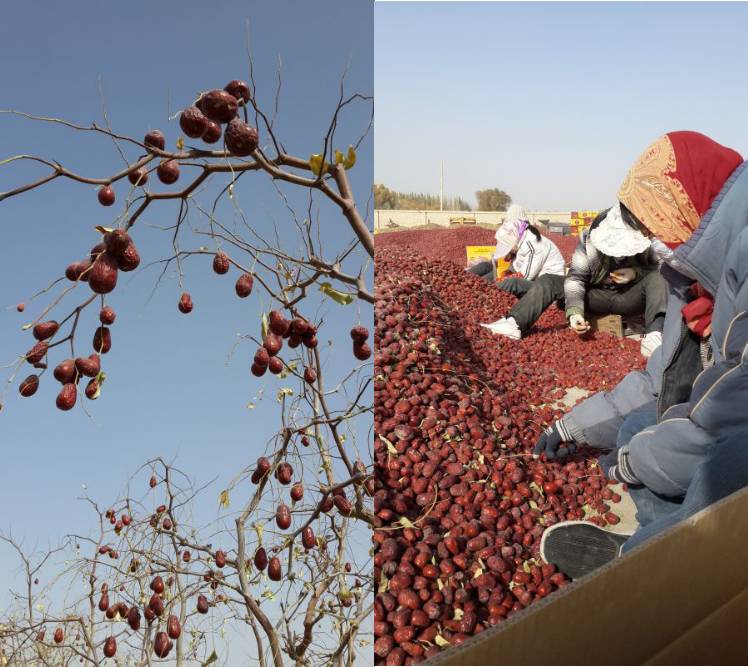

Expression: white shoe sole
xmin=480 ymin=322 xmax=521 ymax=339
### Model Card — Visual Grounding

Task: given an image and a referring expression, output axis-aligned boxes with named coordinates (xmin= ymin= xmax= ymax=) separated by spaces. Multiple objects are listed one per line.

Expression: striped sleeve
xmin=564 ymin=236 xmax=592 ymax=318
xmin=513 ymin=237 xmax=551 ymax=281
xmin=609 ymin=449 xmax=641 ymax=485
xmin=522 ymin=241 xmax=536 ymax=279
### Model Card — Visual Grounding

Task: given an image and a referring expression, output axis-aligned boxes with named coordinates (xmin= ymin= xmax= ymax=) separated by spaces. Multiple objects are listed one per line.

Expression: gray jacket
xmin=564 ymin=160 xmax=748 ymax=497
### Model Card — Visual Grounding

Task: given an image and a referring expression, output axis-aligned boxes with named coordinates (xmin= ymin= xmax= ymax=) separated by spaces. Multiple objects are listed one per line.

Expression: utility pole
xmin=440 ymin=161 xmax=444 ymax=211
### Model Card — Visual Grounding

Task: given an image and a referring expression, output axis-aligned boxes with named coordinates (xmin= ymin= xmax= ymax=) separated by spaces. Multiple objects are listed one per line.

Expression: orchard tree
xmin=475 ymin=188 xmax=511 ymax=212
xmin=0 ymin=61 xmax=373 ymax=666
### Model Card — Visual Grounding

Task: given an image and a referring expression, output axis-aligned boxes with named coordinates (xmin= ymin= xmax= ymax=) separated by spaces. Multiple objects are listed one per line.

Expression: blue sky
xmin=0 ymin=0 xmax=372 ymax=651
xmin=375 ymin=1 xmax=748 ymax=211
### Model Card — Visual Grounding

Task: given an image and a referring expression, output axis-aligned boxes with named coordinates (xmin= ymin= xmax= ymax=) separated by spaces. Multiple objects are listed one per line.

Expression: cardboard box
xmin=424 ymin=485 xmax=748 ymax=665
xmin=588 ymin=313 xmax=624 ymax=338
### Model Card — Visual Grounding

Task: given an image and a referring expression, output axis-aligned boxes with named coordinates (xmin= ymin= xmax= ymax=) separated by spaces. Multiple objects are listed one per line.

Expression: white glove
xmin=610 ymin=268 xmax=636 ymax=284
xmin=569 ymin=314 xmax=590 ymax=334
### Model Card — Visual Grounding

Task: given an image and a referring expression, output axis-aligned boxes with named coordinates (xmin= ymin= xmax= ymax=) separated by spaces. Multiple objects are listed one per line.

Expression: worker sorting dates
xmin=472 ymin=204 xmax=565 ymax=337
xmin=535 ymin=131 xmax=748 ymax=579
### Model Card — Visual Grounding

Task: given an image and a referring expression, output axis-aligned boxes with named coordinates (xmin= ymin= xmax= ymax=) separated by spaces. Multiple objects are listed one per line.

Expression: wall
xmin=374 ymin=209 xmax=572 ymax=231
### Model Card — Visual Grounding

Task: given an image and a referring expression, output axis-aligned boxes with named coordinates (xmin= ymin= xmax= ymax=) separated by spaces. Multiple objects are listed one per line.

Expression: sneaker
xmin=540 ymin=521 xmax=632 ymax=580
xmin=640 ymin=331 xmax=663 ymax=358
xmin=480 ymin=317 xmax=522 ymax=340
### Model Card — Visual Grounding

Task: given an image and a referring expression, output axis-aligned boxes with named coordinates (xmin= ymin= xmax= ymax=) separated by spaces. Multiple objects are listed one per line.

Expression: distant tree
xmin=475 ymin=188 xmax=512 ymax=212
xmin=374 ymin=184 xmax=471 ymax=211
xmin=373 ymin=183 xmax=398 ymax=209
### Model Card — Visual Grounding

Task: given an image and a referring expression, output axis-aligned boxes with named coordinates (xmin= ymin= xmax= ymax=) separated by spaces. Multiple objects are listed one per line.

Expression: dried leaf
xmin=319 ymin=282 xmax=354 ymax=305
xmin=434 ymin=634 xmax=450 ymax=647
xmin=261 ymin=312 xmax=269 ymax=339
xmin=343 ymin=145 xmax=356 ymax=169
xmin=176 ymin=136 xmax=185 ymax=150
xmin=529 ymin=481 xmax=545 ymax=496
xmin=279 ymin=360 xmax=297 ymax=379
xmin=378 ymin=434 xmax=397 ymax=456
xmin=201 ymin=651 xmax=218 ymax=667
xmin=582 ymin=503 xmax=597 ymax=518
xmin=276 ymin=387 xmax=294 ymax=403
xmin=218 ymin=489 xmax=230 ymax=509
xmin=309 ymin=153 xmax=329 ymax=176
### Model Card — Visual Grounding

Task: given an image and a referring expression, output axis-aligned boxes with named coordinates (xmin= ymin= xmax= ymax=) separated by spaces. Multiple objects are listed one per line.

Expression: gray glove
xmin=533 ymin=420 xmax=576 ymax=460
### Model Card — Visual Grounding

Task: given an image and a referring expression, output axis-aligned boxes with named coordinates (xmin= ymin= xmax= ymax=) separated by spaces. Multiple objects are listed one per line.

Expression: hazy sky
xmin=375 ymin=1 xmax=748 ymax=211
xmin=0 ymin=1 xmax=372 ymax=653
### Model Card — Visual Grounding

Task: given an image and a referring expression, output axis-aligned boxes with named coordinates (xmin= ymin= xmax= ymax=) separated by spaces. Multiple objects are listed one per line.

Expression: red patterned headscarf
xmin=619 ymin=131 xmax=743 ymax=337
xmin=618 ymin=131 xmax=742 ymax=248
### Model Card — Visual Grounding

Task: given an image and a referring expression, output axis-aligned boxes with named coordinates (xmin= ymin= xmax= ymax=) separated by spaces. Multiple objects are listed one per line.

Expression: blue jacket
xmin=563 ymin=160 xmax=748 ymax=497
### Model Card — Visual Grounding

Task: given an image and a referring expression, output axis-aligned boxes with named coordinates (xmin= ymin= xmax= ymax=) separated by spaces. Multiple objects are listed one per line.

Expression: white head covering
xmin=505 ymin=204 xmax=529 ymax=225
xmin=494 ymin=205 xmax=530 ymax=259
xmin=589 ymin=203 xmax=651 ymax=257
